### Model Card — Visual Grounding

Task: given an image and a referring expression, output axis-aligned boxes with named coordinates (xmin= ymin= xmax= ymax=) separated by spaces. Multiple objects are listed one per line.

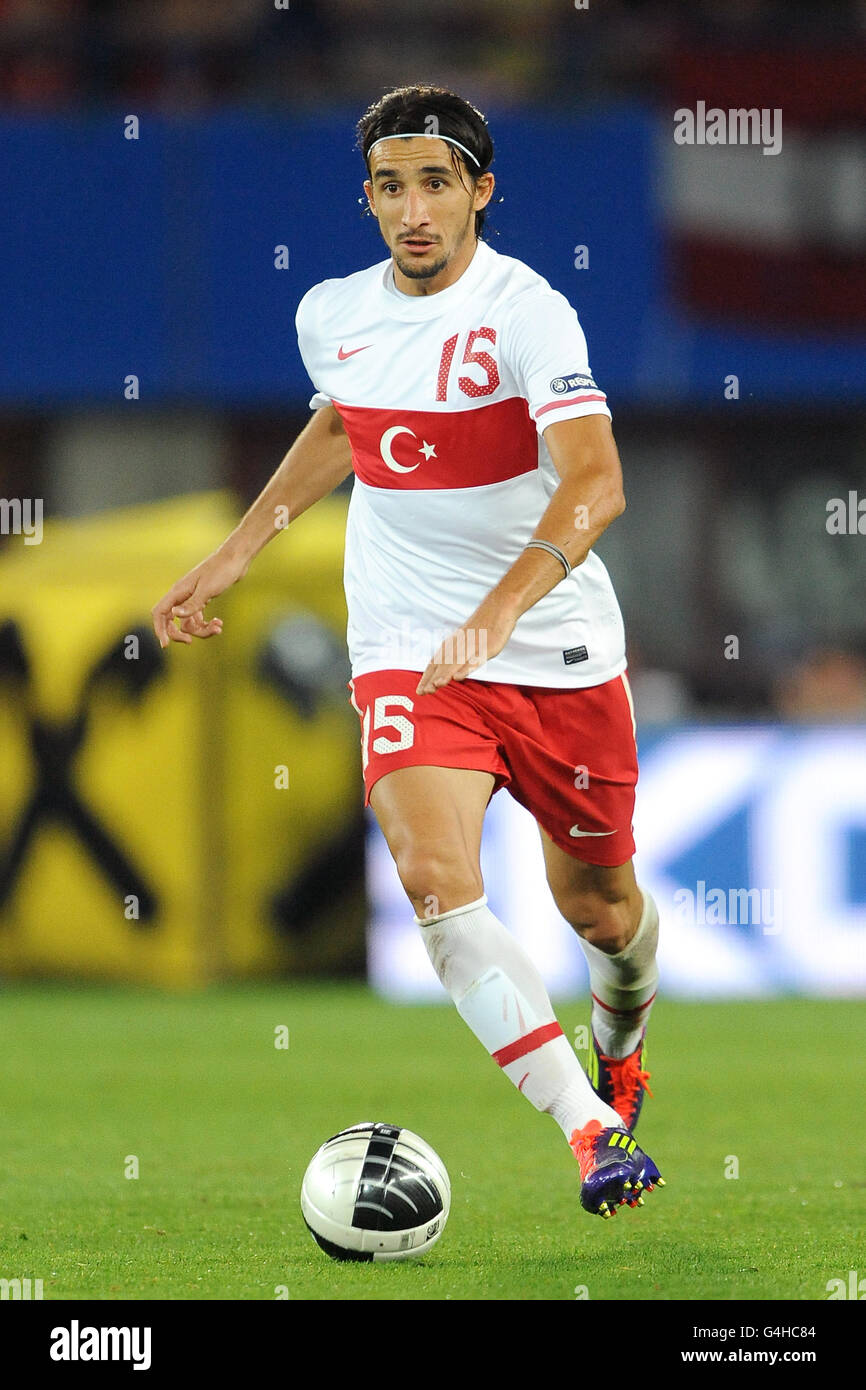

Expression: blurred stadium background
xmin=1 ymin=0 xmax=865 ymax=1001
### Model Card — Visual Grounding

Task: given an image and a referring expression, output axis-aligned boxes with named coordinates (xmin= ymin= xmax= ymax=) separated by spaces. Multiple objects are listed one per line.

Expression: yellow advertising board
xmin=0 ymin=492 xmax=362 ymax=986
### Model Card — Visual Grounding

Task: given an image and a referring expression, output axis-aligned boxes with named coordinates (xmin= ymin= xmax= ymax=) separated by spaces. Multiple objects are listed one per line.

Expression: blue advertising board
xmin=367 ymin=724 xmax=866 ymax=999
xmin=2 ymin=107 xmax=865 ymax=407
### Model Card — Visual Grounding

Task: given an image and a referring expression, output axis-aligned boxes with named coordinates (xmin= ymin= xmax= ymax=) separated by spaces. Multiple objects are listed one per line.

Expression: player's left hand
xmin=415 ymin=603 xmax=518 ymax=695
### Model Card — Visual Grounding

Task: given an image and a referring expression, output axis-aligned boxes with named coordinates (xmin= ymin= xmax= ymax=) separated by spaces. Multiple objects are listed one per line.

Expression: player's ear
xmin=473 ymin=172 xmax=495 ymax=212
xmin=362 ymin=179 xmax=377 ymax=218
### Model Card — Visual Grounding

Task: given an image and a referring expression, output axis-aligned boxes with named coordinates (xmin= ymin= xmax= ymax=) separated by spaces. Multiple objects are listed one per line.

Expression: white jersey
xmin=295 ymin=238 xmax=626 ymax=688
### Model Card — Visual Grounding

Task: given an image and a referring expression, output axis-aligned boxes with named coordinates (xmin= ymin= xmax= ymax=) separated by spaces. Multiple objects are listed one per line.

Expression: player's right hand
xmin=151 ymin=548 xmax=247 ymax=649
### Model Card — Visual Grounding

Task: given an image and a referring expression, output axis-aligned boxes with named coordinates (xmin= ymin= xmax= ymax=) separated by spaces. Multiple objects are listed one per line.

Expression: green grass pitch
xmin=0 ymin=983 xmax=863 ymax=1301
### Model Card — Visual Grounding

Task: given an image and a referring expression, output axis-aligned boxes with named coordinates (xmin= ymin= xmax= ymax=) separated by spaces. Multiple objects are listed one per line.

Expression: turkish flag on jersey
xmin=334 ymin=396 xmax=538 ymax=490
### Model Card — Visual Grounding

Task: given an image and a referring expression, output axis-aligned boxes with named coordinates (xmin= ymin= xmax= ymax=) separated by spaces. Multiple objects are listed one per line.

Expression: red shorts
xmin=347 ymin=668 xmax=638 ymax=866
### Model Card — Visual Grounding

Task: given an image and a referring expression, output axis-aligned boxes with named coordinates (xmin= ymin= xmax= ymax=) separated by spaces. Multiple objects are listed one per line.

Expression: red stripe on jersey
xmin=535 ymin=394 xmax=608 ymax=419
xmin=334 ymin=396 xmax=537 ymax=490
xmin=492 ymin=1021 xmax=563 ymax=1068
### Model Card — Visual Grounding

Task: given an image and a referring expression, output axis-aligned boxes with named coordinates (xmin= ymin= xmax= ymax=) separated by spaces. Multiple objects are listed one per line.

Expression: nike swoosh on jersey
xmin=569 ymin=825 xmax=617 ymax=838
xmin=337 ymin=344 xmax=373 ymax=360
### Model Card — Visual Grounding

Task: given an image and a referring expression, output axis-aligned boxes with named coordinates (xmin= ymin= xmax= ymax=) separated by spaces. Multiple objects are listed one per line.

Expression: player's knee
xmin=394 ymin=847 xmax=483 ymax=918
xmin=556 ymin=889 xmax=634 ymax=953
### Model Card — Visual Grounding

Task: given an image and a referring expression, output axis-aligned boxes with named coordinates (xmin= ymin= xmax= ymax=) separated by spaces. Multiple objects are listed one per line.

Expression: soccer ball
xmin=301 ymin=1121 xmax=451 ymax=1262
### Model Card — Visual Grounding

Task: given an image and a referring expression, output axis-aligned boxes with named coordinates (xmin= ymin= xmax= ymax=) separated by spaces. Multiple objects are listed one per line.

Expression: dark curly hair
xmin=357 ymin=84 xmax=495 ymax=238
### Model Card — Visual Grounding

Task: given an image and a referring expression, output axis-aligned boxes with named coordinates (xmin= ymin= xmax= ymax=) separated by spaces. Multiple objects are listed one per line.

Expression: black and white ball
xmin=301 ymin=1122 xmax=451 ymax=1262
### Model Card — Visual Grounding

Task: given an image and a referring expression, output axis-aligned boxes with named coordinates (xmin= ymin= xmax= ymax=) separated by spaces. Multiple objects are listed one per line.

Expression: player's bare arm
xmin=151 ymin=403 xmax=353 ymax=649
xmin=415 ymin=414 xmax=625 ymax=694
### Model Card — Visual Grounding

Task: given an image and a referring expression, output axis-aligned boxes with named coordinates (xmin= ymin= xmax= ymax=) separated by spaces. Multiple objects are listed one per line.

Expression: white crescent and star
xmin=379 ymin=426 xmax=437 ymax=473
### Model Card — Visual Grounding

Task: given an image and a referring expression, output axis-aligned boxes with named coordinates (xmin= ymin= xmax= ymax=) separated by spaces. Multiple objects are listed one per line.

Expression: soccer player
xmin=152 ymin=85 xmax=663 ymax=1219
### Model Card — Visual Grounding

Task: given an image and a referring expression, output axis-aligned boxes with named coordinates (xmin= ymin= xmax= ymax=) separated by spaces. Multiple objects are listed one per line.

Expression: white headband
xmin=365 ymin=132 xmax=481 ymax=169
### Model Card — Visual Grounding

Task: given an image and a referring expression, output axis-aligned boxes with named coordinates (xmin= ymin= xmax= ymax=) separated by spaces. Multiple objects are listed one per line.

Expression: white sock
xmin=415 ymin=894 xmax=623 ymax=1137
xmin=578 ymin=888 xmax=659 ymax=1059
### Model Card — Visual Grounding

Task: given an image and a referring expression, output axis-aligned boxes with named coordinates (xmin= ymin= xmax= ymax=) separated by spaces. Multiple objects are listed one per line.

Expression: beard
xmin=392 ymin=248 xmax=450 ymax=281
